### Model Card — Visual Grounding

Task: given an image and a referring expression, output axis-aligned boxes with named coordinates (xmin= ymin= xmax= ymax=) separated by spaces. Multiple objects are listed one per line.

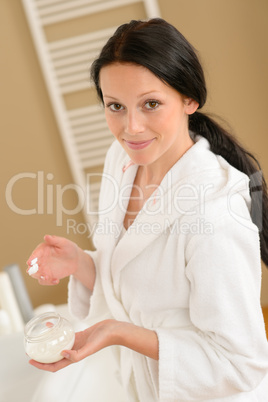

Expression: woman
xmin=27 ymin=19 xmax=268 ymax=401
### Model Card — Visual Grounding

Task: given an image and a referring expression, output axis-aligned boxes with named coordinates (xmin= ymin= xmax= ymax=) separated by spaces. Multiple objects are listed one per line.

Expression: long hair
xmin=90 ymin=18 xmax=268 ymax=266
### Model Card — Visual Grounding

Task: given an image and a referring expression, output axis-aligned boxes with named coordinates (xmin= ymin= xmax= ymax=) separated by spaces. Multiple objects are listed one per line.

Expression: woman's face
xmin=100 ymin=63 xmax=198 ymax=170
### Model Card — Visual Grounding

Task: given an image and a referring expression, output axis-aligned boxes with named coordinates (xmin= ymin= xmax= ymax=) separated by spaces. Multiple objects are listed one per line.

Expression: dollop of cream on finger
xmin=28 ymin=258 xmax=39 ymax=275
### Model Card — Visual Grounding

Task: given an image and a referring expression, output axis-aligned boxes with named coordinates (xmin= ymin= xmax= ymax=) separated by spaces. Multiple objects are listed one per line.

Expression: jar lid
xmin=24 ymin=312 xmax=62 ymax=341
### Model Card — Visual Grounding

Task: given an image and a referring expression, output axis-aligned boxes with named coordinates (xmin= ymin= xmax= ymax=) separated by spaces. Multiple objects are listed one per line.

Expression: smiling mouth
xmin=124 ymin=138 xmax=155 ymax=150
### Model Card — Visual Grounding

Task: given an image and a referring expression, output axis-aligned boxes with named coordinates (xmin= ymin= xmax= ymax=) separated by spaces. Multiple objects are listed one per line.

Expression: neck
xmin=140 ymin=135 xmax=194 ymax=187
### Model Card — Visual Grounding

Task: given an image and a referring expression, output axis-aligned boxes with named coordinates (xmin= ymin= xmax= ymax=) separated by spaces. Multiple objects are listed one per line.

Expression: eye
xmin=107 ymin=103 xmax=124 ymax=112
xmin=144 ymin=100 xmax=160 ymax=110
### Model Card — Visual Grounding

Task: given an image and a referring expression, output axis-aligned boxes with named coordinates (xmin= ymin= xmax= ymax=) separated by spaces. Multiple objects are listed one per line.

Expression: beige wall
xmin=0 ymin=0 xmax=267 ymax=307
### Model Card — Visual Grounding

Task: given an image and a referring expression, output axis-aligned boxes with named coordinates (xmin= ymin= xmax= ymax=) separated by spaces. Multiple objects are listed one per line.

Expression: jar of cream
xmin=24 ymin=312 xmax=75 ymax=363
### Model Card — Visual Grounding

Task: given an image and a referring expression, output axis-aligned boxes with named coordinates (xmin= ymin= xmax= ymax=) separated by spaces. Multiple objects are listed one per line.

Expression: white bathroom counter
xmin=0 ymin=331 xmax=44 ymax=402
xmin=0 ymin=304 xmax=127 ymax=402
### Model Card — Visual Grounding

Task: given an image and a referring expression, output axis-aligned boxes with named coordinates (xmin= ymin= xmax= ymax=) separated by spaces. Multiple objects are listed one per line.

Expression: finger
xmin=44 ymin=234 xmax=64 ymax=248
xmin=38 ymin=276 xmax=59 ymax=286
xmin=61 ymin=349 xmax=86 ymax=363
xmin=26 ymin=241 xmax=44 ymax=266
xmin=27 ymin=263 xmax=39 ymax=276
xmin=27 ymin=255 xmax=41 ymax=277
xmin=29 ymin=358 xmax=72 ymax=372
xmin=26 ymin=254 xmax=40 ymax=268
xmin=38 ymin=276 xmax=49 ymax=285
xmin=61 ymin=342 xmax=95 ymax=363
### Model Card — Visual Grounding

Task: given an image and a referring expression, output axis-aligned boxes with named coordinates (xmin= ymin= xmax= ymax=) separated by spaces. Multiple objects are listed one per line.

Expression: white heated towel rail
xmin=21 ymin=0 xmax=161 ymax=227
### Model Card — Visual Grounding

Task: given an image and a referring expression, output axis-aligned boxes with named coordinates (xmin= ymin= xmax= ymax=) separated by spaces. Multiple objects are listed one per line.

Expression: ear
xmin=184 ymin=97 xmax=199 ymax=115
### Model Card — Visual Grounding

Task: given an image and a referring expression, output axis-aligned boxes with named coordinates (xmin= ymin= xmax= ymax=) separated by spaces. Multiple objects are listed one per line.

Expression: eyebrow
xmin=103 ymin=90 xmax=161 ymax=100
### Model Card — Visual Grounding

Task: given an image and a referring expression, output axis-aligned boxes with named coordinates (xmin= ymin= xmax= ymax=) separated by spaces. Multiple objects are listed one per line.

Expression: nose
xmin=125 ymin=110 xmax=145 ymax=135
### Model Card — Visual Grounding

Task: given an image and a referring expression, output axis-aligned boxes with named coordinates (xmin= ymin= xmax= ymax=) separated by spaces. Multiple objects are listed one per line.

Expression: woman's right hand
xmin=26 ymin=235 xmax=95 ymax=289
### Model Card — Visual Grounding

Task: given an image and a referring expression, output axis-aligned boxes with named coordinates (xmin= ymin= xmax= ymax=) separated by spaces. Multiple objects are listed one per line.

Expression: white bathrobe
xmin=68 ymin=136 xmax=268 ymax=401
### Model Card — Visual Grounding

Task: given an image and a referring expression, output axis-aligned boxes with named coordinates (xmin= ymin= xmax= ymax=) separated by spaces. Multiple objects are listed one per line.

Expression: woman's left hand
xmin=28 ymin=319 xmax=121 ymax=372
xmin=29 ymin=318 xmax=159 ymax=372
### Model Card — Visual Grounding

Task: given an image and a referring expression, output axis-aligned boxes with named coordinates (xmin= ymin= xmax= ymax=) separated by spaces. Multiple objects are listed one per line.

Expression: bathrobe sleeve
xmin=68 ymin=249 xmax=97 ymax=320
xmin=155 ymin=202 xmax=268 ymax=400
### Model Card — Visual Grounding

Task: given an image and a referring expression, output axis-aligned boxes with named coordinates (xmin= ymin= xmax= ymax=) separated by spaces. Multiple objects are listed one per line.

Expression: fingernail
xmin=61 ymin=352 xmax=70 ymax=359
xmin=40 ymin=275 xmax=45 ymax=280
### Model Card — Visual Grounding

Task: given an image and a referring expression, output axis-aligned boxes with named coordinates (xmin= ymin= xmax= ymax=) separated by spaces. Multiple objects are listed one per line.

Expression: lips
xmin=124 ymin=138 xmax=155 ymax=150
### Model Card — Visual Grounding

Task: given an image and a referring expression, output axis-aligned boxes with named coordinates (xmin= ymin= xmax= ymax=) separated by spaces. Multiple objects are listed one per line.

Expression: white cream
xmin=28 ymin=258 xmax=39 ymax=276
xmin=28 ymin=263 xmax=39 ymax=276
xmin=26 ymin=333 xmax=75 ymax=363
xmin=30 ymin=257 xmax=38 ymax=265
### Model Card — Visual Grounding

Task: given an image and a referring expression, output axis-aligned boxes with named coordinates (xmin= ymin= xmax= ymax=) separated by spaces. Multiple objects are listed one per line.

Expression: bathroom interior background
xmin=1 ymin=0 xmax=267 ymax=308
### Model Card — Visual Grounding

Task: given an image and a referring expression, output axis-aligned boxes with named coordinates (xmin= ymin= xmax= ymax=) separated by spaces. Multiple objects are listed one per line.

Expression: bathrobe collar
xmin=109 ymin=136 xmax=233 ymax=275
